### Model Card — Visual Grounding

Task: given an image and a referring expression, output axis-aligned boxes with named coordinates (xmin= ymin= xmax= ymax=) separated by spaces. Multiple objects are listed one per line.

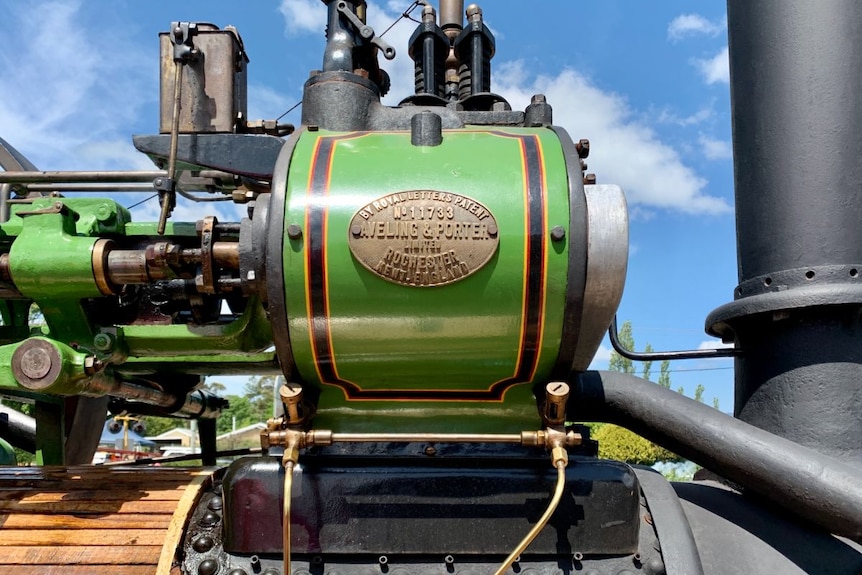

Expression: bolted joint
xmin=551 ymin=445 xmax=568 ymax=468
xmin=170 ymin=22 xmax=199 ymax=63
xmin=576 ymin=138 xmax=590 ymax=159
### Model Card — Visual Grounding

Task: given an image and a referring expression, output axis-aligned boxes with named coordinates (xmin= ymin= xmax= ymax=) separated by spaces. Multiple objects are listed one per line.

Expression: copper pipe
xmin=212 ymin=242 xmax=240 ymax=269
xmin=493 ymin=448 xmax=568 ymax=575
xmin=328 ymin=432 xmax=524 ymax=444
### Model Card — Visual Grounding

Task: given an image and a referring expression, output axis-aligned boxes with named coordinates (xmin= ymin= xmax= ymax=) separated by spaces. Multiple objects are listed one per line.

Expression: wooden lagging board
xmin=0 ymin=466 xmax=214 ymax=575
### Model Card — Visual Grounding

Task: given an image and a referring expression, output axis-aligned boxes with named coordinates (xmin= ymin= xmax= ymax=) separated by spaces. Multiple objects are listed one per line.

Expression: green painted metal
xmin=279 ymin=128 xmax=572 ymax=432
xmin=0 ymin=337 xmax=89 ymax=393
xmin=4 ymin=198 xmax=129 ymax=345
xmin=0 ymin=437 xmax=16 ymax=465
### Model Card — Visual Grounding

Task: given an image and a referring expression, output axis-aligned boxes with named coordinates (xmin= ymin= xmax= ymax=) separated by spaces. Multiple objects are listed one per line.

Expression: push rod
xmin=0 ymin=170 xmax=166 ymax=184
xmin=570 ymin=370 xmax=862 ymax=542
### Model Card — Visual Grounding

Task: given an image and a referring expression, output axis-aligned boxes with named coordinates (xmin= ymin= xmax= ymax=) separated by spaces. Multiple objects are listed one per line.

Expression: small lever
xmin=336 ymin=1 xmax=396 ymax=60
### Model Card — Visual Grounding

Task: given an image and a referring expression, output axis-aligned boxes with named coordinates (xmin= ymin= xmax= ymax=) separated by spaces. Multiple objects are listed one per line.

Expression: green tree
xmin=658 ymin=360 xmax=671 ymax=388
xmin=243 ymin=375 xmax=278 ymax=422
xmin=694 ymin=384 xmax=705 ymax=403
xmin=216 ymin=395 xmax=255 ymax=436
xmin=713 ymin=397 xmax=720 ymax=410
xmin=592 ymin=424 xmax=683 ymax=465
xmin=608 ymin=321 xmax=635 ymax=374
xmin=140 ymin=416 xmax=179 ymax=438
xmin=641 ymin=344 xmax=654 ymax=381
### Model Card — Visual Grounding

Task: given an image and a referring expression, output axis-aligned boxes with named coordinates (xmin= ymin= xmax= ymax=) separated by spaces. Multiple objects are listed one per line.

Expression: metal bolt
xmin=576 ymin=138 xmax=590 ymax=159
xmin=93 ymin=333 xmax=114 ymax=352
xmin=193 ymin=535 xmax=215 ymax=553
xmin=198 ymin=559 xmax=219 ymax=575
xmin=487 ymin=224 xmax=498 ymax=237
xmin=550 ymin=226 xmax=566 ymax=242
xmin=584 ymin=173 xmax=597 ymax=185
xmin=199 ymin=511 xmax=220 ymax=527
xmin=154 ymin=178 xmax=164 ymax=187
xmin=287 ymin=224 xmax=302 ymax=240
xmin=20 ymin=347 xmax=52 ymax=380
xmin=424 ymin=445 xmax=437 ymax=456
xmin=83 ymin=356 xmax=103 ymax=375
xmin=207 ymin=496 xmax=224 ymax=511
xmin=351 ymin=224 xmax=362 ymax=237
xmin=228 ymin=570 xmax=248 ymax=575
xmin=444 ymin=555 xmax=455 ymax=565
xmin=466 ymin=4 xmax=482 ymax=18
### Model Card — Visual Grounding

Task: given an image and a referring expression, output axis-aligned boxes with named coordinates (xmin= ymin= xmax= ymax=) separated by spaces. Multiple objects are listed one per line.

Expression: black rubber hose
xmin=570 ymin=371 xmax=862 ymax=542
xmin=0 ymin=404 xmax=36 ymax=453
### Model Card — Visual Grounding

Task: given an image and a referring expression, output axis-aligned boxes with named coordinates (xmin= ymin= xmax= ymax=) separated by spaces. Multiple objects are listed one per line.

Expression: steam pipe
xmin=570 ymin=371 xmax=862 ymax=542
xmin=439 ymin=0 xmax=464 ymax=31
xmin=0 ymin=403 xmax=36 ymax=453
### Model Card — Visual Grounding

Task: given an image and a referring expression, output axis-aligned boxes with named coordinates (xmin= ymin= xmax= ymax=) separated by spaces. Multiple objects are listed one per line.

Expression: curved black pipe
xmin=569 ymin=371 xmax=862 ymax=542
xmin=0 ymin=404 xmax=36 ymax=453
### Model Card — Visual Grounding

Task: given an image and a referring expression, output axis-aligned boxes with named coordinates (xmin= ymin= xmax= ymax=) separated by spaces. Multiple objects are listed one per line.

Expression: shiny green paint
xmin=0 ymin=338 xmax=89 ymax=394
xmin=4 ymin=199 xmax=130 ymax=344
xmin=0 ymin=437 xmax=16 ymax=465
xmin=280 ymin=128 xmax=572 ymax=432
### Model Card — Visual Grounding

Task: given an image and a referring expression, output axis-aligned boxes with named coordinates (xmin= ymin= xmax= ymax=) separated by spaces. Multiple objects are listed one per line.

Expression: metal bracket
xmin=170 ymin=21 xmax=199 ymax=63
xmin=15 ymin=201 xmax=67 ymax=217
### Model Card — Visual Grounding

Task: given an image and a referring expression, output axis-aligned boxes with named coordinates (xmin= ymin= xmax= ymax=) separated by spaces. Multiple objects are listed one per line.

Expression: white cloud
xmin=697 ymin=339 xmax=734 ymax=350
xmin=696 ymin=46 xmax=729 ymax=85
xmin=588 ymin=344 xmax=613 ymax=370
xmin=247 ymin=83 xmax=296 ymax=122
xmin=495 ymin=62 xmax=730 ymax=215
xmin=655 ymin=105 xmax=713 ymax=127
xmin=279 ymin=0 xmax=327 ymax=35
xmin=668 ymin=14 xmax=725 ymax=42
xmin=0 ymin=1 xmax=154 ymax=170
xmin=699 ymin=134 xmax=732 ymax=160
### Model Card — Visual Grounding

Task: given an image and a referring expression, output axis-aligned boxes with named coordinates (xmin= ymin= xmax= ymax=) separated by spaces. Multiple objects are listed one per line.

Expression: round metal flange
xmin=11 ymin=339 xmax=63 ymax=390
xmin=92 ymin=238 xmax=118 ymax=295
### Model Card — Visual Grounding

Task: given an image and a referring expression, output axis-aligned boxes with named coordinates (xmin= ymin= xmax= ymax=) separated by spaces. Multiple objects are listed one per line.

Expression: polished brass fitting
xmin=542 ymin=381 xmax=570 ymax=426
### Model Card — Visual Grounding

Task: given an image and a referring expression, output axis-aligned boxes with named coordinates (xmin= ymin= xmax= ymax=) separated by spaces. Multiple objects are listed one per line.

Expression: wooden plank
xmin=0 ymin=468 xmax=207 ymax=483
xmin=12 ymin=566 xmax=157 ymax=575
xmin=0 ymin=545 xmax=162 ymax=564
xmin=0 ymin=528 xmax=167 ymax=547
xmin=0 ymin=488 xmax=185 ymax=502
xmin=0 ymin=528 xmax=167 ymax=546
xmin=0 ymin=513 xmax=172 ymax=529
xmin=0 ymin=480 xmax=190 ymax=492
xmin=0 ymin=499 xmax=180 ymax=514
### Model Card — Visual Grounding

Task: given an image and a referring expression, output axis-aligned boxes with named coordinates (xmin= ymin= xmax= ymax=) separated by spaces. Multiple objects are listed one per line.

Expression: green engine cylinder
xmin=263 ymin=127 xmax=627 ymax=432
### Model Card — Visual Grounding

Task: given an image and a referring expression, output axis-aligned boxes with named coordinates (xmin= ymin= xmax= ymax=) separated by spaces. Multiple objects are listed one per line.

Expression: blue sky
xmin=0 ymin=1 xmax=736 ymax=410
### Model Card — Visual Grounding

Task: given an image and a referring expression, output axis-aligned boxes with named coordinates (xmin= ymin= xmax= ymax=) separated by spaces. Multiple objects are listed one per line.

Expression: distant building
xmin=147 ymin=427 xmax=195 ymax=448
xmin=218 ymin=423 xmax=266 ymax=450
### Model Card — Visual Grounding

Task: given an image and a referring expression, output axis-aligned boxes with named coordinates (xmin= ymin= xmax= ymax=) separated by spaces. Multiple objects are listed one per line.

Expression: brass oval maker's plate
xmin=348 ymin=191 xmax=499 ymax=287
